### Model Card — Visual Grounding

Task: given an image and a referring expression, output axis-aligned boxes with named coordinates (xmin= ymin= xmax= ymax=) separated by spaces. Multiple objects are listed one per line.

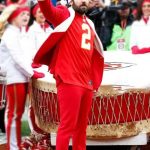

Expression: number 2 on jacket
xmin=81 ymin=23 xmax=91 ymax=50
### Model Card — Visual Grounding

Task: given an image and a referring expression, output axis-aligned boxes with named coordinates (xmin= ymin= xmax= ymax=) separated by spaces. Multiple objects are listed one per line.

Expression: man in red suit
xmin=34 ymin=0 xmax=104 ymax=149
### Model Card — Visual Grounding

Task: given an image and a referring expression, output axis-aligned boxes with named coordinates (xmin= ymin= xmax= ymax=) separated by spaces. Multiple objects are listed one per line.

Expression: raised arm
xmin=38 ymin=0 xmax=70 ymax=27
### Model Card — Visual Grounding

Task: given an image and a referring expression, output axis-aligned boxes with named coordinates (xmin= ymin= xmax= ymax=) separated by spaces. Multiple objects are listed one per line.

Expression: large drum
xmin=30 ymin=51 xmax=150 ymax=140
xmin=0 ymin=71 xmax=6 ymax=110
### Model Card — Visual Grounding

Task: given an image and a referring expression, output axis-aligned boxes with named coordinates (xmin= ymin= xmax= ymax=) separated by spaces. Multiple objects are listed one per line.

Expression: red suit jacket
xmin=34 ymin=3 xmax=104 ymax=90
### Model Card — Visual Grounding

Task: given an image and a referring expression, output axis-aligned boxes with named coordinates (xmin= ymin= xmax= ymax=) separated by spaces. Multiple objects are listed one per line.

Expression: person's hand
xmin=31 ymin=63 xmax=42 ymax=68
xmin=89 ymin=0 xmax=105 ymax=9
xmin=131 ymin=46 xmax=139 ymax=54
xmin=95 ymin=0 xmax=106 ymax=8
xmin=32 ymin=70 xmax=45 ymax=79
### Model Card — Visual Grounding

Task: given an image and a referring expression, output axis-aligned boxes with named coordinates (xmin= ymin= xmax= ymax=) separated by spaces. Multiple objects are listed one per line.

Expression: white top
xmin=130 ymin=18 xmax=150 ymax=49
xmin=28 ymin=21 xmax=53 ymax=58
xmin=0 ymin=25 xmax=34 ymax=85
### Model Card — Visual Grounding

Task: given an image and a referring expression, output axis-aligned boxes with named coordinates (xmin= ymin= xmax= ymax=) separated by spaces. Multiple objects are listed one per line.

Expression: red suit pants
xmin=56 ymin=82 xmax=93 ymax=150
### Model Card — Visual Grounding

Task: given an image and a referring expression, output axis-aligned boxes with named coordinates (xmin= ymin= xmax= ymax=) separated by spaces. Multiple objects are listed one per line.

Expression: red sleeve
xmin=38 ymin=0 xmax=70 ymax=27
xmin=131 ymin=46 xmax=150 ymax=54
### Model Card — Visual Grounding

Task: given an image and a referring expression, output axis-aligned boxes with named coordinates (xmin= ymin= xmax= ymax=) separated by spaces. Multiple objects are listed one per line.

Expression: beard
xmin=72 ymin=2 xmax=88 ymax=14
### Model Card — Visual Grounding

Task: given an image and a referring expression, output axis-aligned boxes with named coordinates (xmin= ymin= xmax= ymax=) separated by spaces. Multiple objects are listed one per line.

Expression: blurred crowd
xmin=0 ymin=0 xmax=150 ymax=52
xmin=0 ymin=0 xmax=150 ymax=149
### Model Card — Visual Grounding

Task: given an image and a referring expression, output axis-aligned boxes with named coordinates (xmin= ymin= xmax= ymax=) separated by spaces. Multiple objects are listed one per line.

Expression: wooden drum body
xmin=31 ymin=51 xmax=150 ymax=140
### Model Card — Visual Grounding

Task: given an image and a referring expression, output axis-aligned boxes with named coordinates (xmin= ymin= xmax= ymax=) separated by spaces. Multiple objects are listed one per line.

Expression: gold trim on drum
xmin=96 ymin=85 xmax=150 ymax=97
xmin=32 ymin=78 xmax=57 ymax=93
xmin=32 ymin=119 xmax=150 ymax=140
xmin=95 ymin=85 xmax=125 ymax=97
xmin=86 ymin=119 xmax=150 ymax=140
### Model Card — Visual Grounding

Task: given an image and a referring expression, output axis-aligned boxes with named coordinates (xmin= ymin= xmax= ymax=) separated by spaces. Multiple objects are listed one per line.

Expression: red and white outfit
xmin=130 ymin=17 xmax=150 ymax=54
xmin=0 ymin=6 xmax=35 ymax=149
xmin=28 ymin=20 xmax=53 ymax=134
xmin=130 ymin=0 xmax=150 ymax=54
xmin=34 ymin=1 xmax=104 ymax=150
xmin=0 ymin=5 xmax=45 ymax=150
xmin=0 ymin=25 xmax=34 ymax=150
xmin=28 ymin=20 xmax=53 ymax=59
xmin=27 ymin=3 xmax=53 ymax=136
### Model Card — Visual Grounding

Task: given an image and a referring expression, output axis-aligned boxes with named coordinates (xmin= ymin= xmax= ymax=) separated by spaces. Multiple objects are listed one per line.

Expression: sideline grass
xmin=21 ymin=120 xmax=30 ymax=136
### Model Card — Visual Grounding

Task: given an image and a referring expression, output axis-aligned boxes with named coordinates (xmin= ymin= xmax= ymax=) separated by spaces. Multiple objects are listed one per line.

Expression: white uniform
xmin=28 ymin=21 xmax=53 ymax=56
xmin=0 ymin=25 xmax=34 ymax=85
xmin=0 ymin=24 xmax=34 ymax=150
xmin=130 ymin=18 xmax=150 ymax=49
xmin=27 ymin=21 xmax=53 ymax=135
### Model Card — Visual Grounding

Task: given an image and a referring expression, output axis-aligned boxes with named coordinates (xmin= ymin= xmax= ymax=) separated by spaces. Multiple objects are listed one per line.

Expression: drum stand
xmin=50 ymin=132 xmax=148 ymax=146
xmin=0 ymin=73 xmax=6 ymax=133
xmin=0 ymin=74 xmax=6 ymax=110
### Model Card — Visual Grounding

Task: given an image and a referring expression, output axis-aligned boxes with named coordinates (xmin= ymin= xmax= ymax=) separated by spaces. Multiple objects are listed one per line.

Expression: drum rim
xmin=31 ymin=78 xmax=57 ymax=93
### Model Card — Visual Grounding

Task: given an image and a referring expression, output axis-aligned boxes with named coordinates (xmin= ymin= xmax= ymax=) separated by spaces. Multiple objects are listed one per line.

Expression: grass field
xmin=21 ymin=120 xmax=31 ymax=136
